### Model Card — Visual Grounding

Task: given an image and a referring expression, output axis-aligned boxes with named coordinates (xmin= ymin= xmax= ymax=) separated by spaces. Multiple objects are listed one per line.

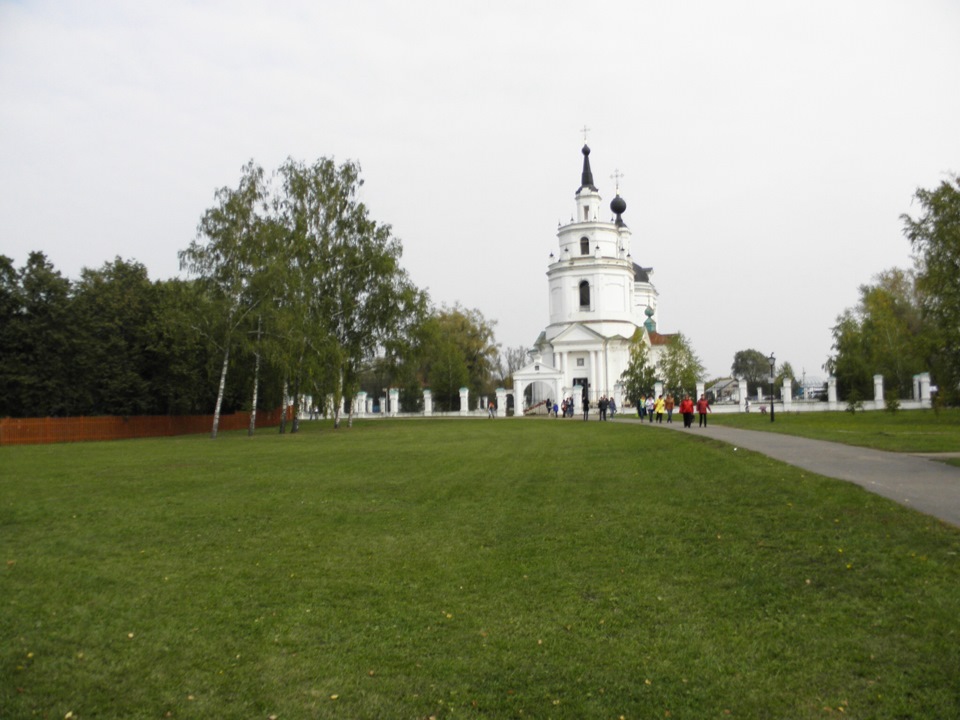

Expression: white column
xmin=828 ymin=377 xmax=838 ymax=411
xmin=919 ymin=372 xmax=931 ymax=406
xmin=389 ymin=388 xmax=400 ymax=417
xmin=738 ymin=379 xmax=748 ymax=411
xmin=654 ymin=380 xmax=663 ymax=398
xmin=783 ymin=378 xmax=793 ymax=411
xmin=356 ymin=391 xmax=367 ymax=418
xmin=423 ymin=389 xmax=433 ymax=416
xmin=873 ymin=374 xmax=885 ymax=410
xmin=696 ymin=381 xmax=705 ymax=401
xmin=496 ymin=388 xmax=507 ymax=418
xmin=459 ymin=387 xmax=470 ymax=416
xmin=590 ymin=350 xmax=599 ymax=401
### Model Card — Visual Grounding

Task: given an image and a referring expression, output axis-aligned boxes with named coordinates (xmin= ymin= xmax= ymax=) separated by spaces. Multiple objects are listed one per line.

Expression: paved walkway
xmin=617 ymin=416 xmax=960 ymax=528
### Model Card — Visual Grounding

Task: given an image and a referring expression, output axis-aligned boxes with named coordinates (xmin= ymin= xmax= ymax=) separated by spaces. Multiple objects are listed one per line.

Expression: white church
xmin=512 ymin=144 xmax=674 ymax=412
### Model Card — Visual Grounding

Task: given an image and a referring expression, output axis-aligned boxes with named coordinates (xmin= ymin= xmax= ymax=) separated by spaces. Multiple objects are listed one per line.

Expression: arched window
xmin=580 ymin=237 xmax=589 ymax=255
xmin=579 ymin=280 xmax=590 ymax=309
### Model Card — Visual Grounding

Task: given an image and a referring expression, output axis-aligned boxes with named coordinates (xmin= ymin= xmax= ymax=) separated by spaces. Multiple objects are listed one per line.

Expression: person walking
xmin=582 ymin=398 xmax=590 ymax=421
xmin=665 ymin=394 xmax=675 ymax=423
xmin=679 ymin=394 xmax=695 ymax=428
xmin=609 ymin=397 xmax=617 ymax=418
xmin=654 ymin=395 xmax=665 ymax=423
xmin=696 ymin=394 xmax=712 ymax=427
xmin=644 ymin=395 xmax=655 ymax=423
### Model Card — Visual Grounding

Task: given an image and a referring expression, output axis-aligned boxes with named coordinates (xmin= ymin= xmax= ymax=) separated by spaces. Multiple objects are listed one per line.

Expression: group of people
xmin=546 ymin=395 xmax=620 ymax=421
xmin=546 ymin=397 xmax=577 ymax=418
xmin=636 ymin=392 xmax=712 ymax=428
xmin=637 ymin=393 xmax=676 ymax=423
xmin=590 ymin=395 xmax=616 ymax=421
xmin=678 ymin=393 xmax=712 ymax=428
xmin=544 ymin=391 xmax=711 ymax=427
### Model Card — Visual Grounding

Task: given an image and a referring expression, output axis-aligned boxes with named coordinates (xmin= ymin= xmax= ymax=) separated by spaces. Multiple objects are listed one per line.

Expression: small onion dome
xmin=645 ymin=305 xmax=655 ymax=318
xmin=578 ymin=144 xmax=598 ymax=193
xmin=610 ymin=194 xmax=626 ymax=215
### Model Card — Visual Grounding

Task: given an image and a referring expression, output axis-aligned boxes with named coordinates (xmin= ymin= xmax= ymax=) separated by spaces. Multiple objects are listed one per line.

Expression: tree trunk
xmin=211 ymin=343 xmax=230 ymax=439
xmin=291 ymin=372 xmax=301 ymax=433
xmin=333 ymin=368 xmax=343 ymax=429
xmin=279 ymin=377 xmax=288 ymax=434
xmin=248 ymin=315 xmax=262 ymax=437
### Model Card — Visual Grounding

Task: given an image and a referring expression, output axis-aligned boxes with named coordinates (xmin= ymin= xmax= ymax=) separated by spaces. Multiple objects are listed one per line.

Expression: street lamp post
xmin=767 ymin=352 xmax=776 ymax=423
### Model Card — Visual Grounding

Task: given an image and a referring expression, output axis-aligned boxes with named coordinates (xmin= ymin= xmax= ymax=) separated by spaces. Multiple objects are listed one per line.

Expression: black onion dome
xmin=610 ymin=194 xmax=626 ymax=215
xmin=577 ymin=144 xmax=598 ymax=193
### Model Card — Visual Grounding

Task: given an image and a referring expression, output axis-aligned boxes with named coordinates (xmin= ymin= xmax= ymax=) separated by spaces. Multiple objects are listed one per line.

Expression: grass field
xmin=709 ymin=408 xmax=960 ymax=453
xmin=3 ymin=418 xmax=960 ymax=718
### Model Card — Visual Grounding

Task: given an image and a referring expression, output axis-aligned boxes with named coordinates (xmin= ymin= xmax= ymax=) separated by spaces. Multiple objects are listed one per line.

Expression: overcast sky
xmin=2 ymin=0 xmax=959 ymax=381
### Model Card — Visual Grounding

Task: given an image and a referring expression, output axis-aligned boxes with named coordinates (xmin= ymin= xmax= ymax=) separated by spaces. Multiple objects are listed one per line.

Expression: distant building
xmin=513 ymin=144 xmax=675 ymax=411
xmin=707 ymin=378 xmax=741 ymax=403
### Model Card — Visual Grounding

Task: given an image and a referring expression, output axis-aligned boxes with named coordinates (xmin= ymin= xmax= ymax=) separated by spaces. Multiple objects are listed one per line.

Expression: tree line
xmin=827 ymin=175 xmax=960 ymax=404
xmin=1 ymin=157 xmax=505 ymax=431
xmin=5 ymin=164 xmax=954 ymax=421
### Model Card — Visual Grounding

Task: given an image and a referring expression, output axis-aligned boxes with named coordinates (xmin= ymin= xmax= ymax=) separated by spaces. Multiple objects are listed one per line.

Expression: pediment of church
xmin=549 ymin=323 xmax=614 ymax=346
xmin=550 ymin=323 xmax=604 ymax=345
xmin=514 ymin=356 xmax=562 ymax=378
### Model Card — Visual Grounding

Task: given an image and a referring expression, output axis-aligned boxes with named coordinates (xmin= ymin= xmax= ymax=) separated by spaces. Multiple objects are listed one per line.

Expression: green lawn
xmin=709 ymin=407 xmax=960 ymax=453
xmin=3 ymin=419 xmax=959 ymax=719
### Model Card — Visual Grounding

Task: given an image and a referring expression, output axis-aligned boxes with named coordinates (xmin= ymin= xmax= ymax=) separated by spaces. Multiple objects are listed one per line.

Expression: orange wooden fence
xmin=0 ymin=407 xmax=291 ymax=446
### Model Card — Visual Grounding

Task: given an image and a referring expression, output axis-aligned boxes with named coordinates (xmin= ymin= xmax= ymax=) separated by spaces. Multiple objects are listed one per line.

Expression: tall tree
xmin=657 ymin=332 xmax=705 ymax=396
xmin=2 ymin=252 xmax=78 ymax=416
xmin=275 ymin=157 xmax=424 ymax=428
xmin=827 ymin=268 xmax=930 ymax=399
xmin=619 ymin=330 xmax=657 ymax=407
xmin=0 ymin=256 xmax=20 ymax=416
xmin=731 ymin=348 xmax=772 ymax=396
xmin=179 ymin=160 xmax=270 ymax=438
xmin=146 ymin=278 xmax=224 ymax=415
xmin=71 ymin=258 xmax=155 ymax=416
xmin=404 ymin=305 xmax=498 ymax=411
xmin=902 ymin=174 xmax=960 ymax=402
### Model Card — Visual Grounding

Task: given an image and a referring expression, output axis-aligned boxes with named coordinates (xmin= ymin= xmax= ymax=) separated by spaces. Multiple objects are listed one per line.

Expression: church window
xmin=580 ymin=237 xmax=589 ymax=255
xmin=583 ymin=206 xmax=590 ymax=221
xmin=576 ymin=358 xmax=585 ymax=367
xmin=579 ymin=280 xmax=590 ymax=308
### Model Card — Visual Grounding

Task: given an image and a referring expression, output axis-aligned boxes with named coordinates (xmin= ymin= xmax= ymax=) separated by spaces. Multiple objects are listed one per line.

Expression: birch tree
xmin=179 ymin=160 xmax=269 ymax=438
xmin=276 ymin=157 xmax=423 ymax=429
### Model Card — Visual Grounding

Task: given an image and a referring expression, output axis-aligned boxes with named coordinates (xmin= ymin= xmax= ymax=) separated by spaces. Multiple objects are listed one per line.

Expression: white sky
xmin=2 ymin=0 xmax=959 ymax=381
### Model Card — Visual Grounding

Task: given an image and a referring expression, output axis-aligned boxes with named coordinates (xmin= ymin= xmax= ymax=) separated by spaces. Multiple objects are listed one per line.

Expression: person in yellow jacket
xmin=654 ymin=394 xmax=666 ymax=424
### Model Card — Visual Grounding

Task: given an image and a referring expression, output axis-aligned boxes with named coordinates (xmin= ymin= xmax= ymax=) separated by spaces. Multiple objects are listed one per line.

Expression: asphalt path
xmin=617 ymin=415 xmax=960 ymax=528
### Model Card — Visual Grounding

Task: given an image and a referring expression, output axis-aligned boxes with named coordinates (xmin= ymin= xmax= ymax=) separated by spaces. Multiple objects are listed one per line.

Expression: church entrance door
xmin=573 ymin=377 xmax=589 ymax=401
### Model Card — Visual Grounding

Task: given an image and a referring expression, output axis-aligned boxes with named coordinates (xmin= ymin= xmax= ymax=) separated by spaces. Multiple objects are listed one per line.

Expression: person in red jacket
xmin=679 ymin=394 xmax=695 ymax=428
xmin=696 ymin=394 xmax=712 ymax=427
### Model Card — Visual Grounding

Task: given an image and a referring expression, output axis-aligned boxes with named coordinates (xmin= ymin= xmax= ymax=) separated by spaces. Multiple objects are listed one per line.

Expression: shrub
xmin=884 ymin=389 xmax=901 ymax=413
xmin=846 ymin=389 xmax=864 ymax=414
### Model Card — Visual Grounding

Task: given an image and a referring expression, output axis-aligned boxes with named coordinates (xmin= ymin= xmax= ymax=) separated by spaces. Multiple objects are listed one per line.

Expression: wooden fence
xmin=0 ymin=407 xmax=291 ymax=446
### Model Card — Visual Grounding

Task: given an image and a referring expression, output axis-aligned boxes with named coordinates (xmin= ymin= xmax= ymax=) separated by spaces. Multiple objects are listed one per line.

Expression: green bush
xmin=884 ymin=389 xmax=901 ymax=413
